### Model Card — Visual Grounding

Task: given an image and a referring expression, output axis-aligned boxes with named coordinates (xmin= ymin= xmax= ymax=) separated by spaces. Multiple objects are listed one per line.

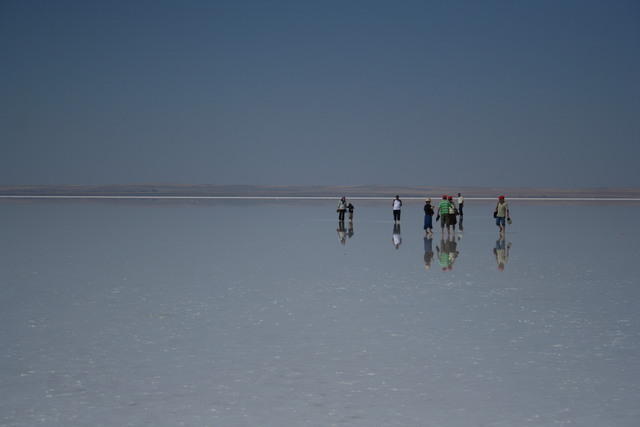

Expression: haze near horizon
xmin=1 ymin=0 xmax=638 ymax=187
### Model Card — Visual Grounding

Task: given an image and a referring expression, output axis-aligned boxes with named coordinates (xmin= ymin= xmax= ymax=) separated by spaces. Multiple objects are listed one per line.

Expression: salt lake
xmin=1 ymin=199 xmax=639 ymax=426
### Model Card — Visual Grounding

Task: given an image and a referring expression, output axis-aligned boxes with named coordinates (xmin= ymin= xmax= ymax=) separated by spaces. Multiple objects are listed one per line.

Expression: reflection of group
xmin=335 ymin=194 xmax=514 ymax=270
xmin=424 ymin=234 xmax=513 ymax=272
xmin=436 ymin=234 xmax=460 ymax=271
xmin=336 ymin=220 xmax=354 ymax=246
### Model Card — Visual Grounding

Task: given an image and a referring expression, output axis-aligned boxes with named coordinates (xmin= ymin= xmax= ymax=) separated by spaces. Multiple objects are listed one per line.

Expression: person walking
xmin=437 ymin=195 xmax=451 ymax=233
xmin=457 ymin=193 xmax=464 ymax=217
xmin=493 ymin=195 xmax=511 ymax=234
xmin=337 ymin=196 xmax=347 ymax=222
xmin=392 ymin=195 xmax=402 ymax=223
xmin=423 ymin=198 xmax=434 ymax=236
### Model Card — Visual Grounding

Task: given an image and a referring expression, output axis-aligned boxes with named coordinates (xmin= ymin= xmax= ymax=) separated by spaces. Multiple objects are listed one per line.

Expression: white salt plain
xmin=1 ymin=200 xmax=639 ymax=426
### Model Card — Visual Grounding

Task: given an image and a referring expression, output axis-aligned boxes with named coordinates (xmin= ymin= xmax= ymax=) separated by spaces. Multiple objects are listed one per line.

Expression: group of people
xmin=336 ymin=197 xmax=354 ymax=222
xmin=338 ymin=193 xmax=512 ymax=235
xmin=336 ymin=195 xmax=513 ymax=270
xmin=423 ymin=193 xmax=465 ymax=235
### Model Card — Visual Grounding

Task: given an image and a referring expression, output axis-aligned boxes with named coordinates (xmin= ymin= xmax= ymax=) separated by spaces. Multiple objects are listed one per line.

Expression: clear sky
xmin=1 ymin=0 xmax=638 ymax=187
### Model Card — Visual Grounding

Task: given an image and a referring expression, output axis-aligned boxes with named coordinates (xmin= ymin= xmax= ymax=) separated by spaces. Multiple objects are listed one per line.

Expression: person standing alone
xmin=494 ymin=195 xmax=511 ymax=234
xmin=457 ymin=193 xmax=464 ymax=217
xmin=423 ymin=198 xmax=434 ymax=236
xmin=392 ymin=195 xmax=402 ymax=224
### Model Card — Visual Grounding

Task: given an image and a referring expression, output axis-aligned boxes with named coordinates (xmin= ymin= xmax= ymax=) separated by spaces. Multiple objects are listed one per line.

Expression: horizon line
xmin=2 ymin=195 xmax=640 ymax=201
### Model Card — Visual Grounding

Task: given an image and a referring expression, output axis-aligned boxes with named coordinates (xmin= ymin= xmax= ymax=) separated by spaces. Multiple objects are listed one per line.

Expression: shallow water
xmin=1 ymin=200 xmax=639 ymax=426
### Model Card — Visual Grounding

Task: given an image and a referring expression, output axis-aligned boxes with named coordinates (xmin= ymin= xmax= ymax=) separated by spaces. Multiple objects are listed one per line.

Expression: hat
xmin=426 ymin=198 xmax=431 ymax=202
xmin=498 ymin=195 xmax=505 ymax=200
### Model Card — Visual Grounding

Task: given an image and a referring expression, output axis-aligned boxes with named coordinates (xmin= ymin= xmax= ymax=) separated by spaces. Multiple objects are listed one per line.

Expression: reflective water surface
xmin=1 ymin=200 xmax=639 ymax=426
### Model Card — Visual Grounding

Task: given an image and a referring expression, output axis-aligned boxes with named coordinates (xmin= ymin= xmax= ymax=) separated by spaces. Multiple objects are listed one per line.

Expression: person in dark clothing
xmin=423 ymin=198 xmax=434 ymax=236
xmin=347 ymin=202 xmax=354 ymax=222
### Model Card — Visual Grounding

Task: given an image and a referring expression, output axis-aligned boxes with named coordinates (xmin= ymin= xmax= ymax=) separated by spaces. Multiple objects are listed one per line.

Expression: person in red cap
xmin=493 ymin=195 xmax=511 ymax=234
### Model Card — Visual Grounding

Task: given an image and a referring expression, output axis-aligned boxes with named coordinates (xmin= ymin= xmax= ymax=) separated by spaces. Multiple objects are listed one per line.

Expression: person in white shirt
xmin=392 ymin=195 xmax=402 ymax=223
xmin=337 ymin=196 xmax=347 ymax=222
xmin=392 ymin=224 xmax=402 ymax=249
xmin=457 ymin=193 xmax=464 ymax=217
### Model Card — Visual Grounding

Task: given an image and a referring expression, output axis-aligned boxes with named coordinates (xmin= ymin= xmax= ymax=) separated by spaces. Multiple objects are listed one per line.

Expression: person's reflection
xmin=436 ymin=234 xmax=460 ymax=271
xmin=392 ymin=224 xmax=402 ymax=249
xmin=337 ymin=221 xmax=347 ymax=246
xmin=423 ymin=236 xmax=434 ymax=270
xmin=347 ymin=221 xmax=354 ymax=240
xmin=493 ymin=237 xmax=512 ymax=271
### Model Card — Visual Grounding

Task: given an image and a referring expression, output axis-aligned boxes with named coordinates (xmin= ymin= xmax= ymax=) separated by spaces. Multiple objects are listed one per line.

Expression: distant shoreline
xmin=2 ymin=184 xmax=640 ymax=199
xmin=2 ymin=195 xmax=640 ymax=201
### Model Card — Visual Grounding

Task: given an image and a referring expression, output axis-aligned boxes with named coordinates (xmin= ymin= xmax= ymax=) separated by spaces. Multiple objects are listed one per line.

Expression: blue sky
xmin=1 ymin=0 xmax=638 ymax=187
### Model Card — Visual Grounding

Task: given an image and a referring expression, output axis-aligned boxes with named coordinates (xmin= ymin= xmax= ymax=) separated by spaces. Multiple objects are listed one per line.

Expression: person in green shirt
xmin=437 ymin=195 xmax=451 ymax=234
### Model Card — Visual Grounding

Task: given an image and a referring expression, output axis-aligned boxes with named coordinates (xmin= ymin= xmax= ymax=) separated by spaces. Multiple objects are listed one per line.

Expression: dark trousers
xmin=393 ymin=210 xmax=401 ymax=221
xmin=338 ymin=210 xmax=345 ymax=221
xmin=459 ymin=204 xmax=464 ymax=216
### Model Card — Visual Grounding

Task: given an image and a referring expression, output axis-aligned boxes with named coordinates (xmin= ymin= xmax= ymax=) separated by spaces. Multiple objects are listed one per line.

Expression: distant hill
xmin=1 ymin=184 xmax=639 ymax=198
